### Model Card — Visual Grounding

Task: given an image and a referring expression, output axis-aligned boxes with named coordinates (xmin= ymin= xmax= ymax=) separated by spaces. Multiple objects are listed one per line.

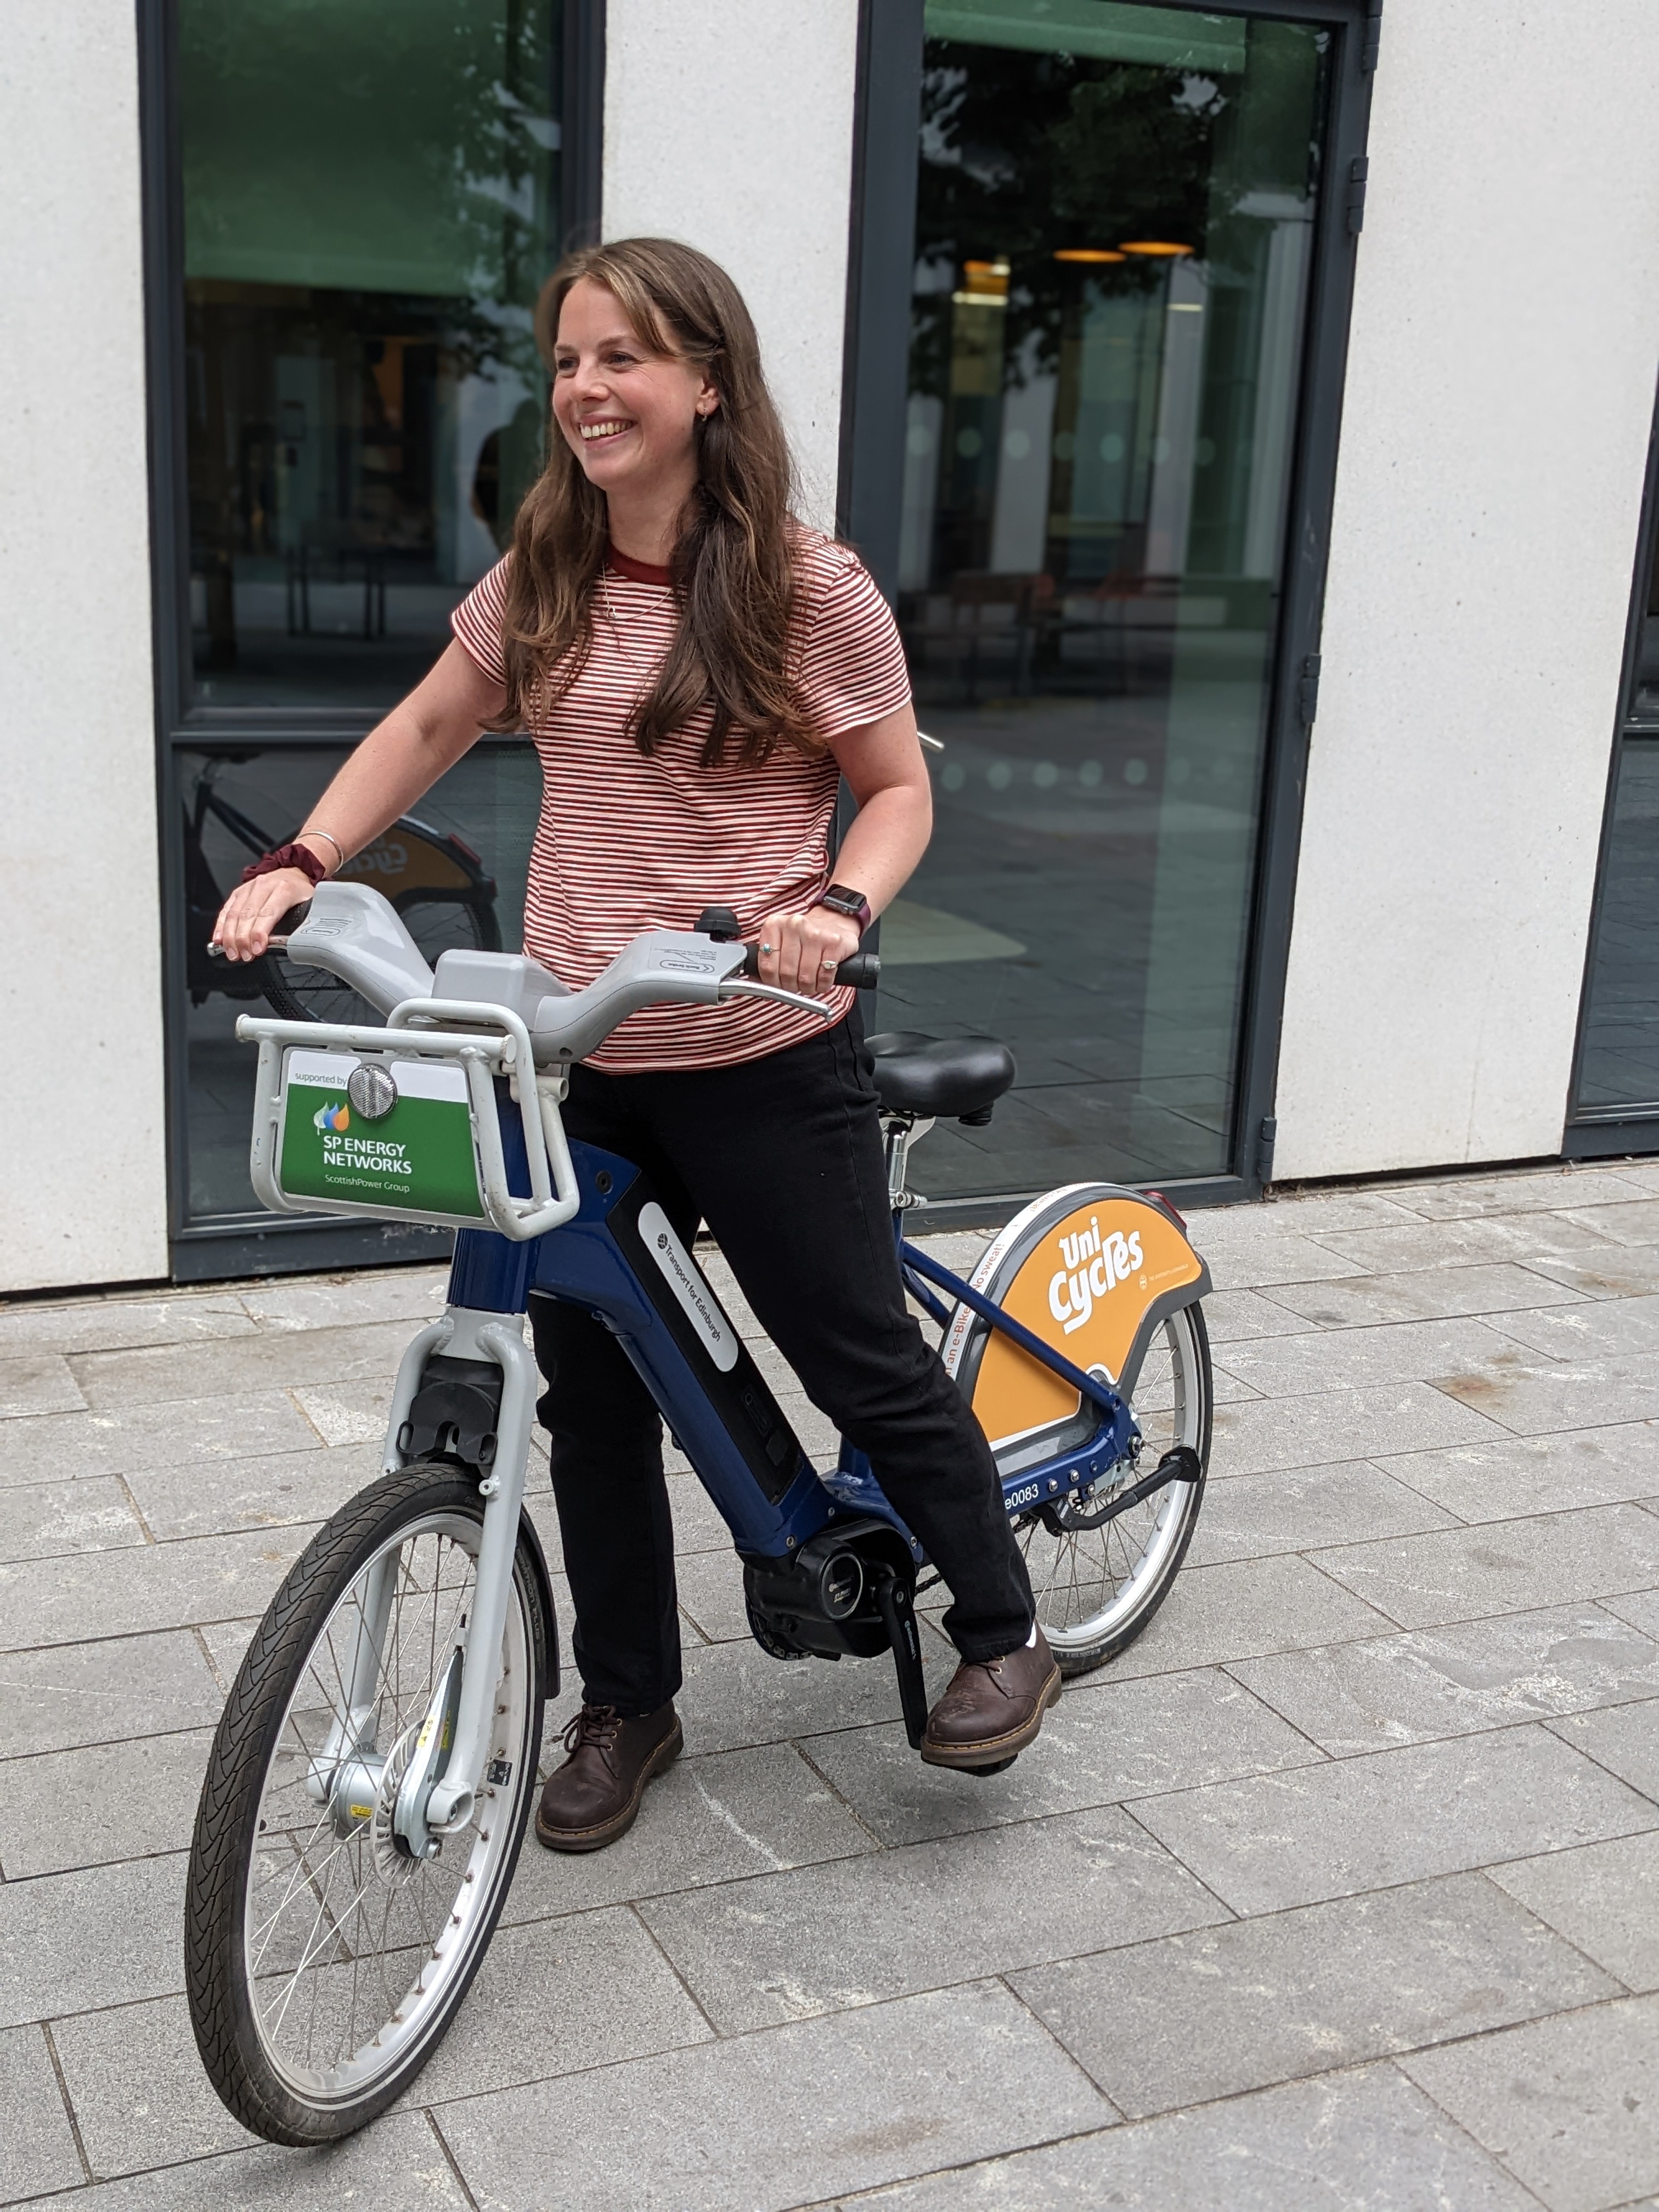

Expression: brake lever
xmin=716 ymin=978 xmax=837 ymax=1019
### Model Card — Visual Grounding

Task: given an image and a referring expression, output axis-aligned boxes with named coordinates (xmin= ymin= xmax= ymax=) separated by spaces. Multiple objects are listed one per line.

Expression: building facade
xmin=5 ymin=0 xmax=1659 ymax=1294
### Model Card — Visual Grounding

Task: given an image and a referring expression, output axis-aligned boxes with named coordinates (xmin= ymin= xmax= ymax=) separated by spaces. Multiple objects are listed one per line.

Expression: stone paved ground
xmin=3 ymin=1160 xmax=1659 ymax=2209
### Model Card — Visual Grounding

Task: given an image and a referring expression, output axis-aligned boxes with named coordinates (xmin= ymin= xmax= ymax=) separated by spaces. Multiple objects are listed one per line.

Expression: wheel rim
xmin=239 ymin=1511 xmax=532 ymax=2106
xmin=1020 ymin=1305 xmax=1206 ymax=1656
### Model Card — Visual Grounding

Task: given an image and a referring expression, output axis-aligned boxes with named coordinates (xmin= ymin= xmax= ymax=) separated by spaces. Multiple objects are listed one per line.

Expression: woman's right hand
xmin=212 ymin=868 xmax=319 ymax=963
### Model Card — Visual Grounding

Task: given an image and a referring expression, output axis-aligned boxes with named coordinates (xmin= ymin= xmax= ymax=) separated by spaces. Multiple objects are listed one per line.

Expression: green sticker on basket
xmin=279 ymin=1049 xmax=485 ymax=1219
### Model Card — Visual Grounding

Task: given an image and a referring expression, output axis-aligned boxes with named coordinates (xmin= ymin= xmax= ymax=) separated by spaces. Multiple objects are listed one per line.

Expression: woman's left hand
xmin=755 ymin=906 xmax=863 ymax=996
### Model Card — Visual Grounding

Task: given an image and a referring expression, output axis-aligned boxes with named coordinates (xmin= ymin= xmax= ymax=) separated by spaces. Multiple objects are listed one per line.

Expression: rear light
xmin=1144 ymin=1188 xmax=1186 ymax=1230
xmin=447 ymin=832 xmax=482 ymax=864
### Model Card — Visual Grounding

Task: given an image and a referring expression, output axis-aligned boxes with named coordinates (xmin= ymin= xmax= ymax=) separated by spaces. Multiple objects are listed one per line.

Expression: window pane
xmin=179 ymin=2 xmax=561 ymax=710
xmin=886 ymin=4 xmax=1328 ymax=1198
xmin=179 ymin=744 xmax=539 ymax=1219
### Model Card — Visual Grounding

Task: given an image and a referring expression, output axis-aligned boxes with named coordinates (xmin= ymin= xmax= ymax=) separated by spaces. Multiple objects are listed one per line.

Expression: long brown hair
xmin=493 ymin=237 xmax=816 ymax=766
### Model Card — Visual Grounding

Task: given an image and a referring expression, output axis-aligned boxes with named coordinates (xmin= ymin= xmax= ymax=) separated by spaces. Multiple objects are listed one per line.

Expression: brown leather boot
xmin=919 ymin=1627 xmax=1060 ymax=1770
xmin=534 ymin=1700 xmax=683 ymax=1852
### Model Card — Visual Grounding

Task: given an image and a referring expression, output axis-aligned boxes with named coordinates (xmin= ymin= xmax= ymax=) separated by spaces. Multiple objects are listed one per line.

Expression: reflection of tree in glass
xmin=914 ymin=47 xmax=1222 ymax=397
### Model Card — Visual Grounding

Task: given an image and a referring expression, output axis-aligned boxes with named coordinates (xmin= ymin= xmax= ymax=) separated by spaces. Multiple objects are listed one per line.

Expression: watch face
xmin=821 ymin=885 xmax=866 ymax=919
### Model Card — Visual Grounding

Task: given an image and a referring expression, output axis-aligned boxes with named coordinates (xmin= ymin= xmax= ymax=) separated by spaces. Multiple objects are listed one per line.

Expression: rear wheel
xmin=1015 ymin=1301 xmax=1210 ymax=1673
xmin=185 ymin=1464 xmax=549 ymax=2144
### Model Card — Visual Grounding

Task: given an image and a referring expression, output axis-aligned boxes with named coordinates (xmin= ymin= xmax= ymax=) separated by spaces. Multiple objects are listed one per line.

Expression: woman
xmin=215 ymin=238 xmax=1058 ymax=1850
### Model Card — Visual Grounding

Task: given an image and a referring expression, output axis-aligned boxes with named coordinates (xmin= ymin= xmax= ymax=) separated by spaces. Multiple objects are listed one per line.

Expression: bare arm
xmin=213 ymin=640 xmax=507 ymax=961
xmin=758 ymin=701 xmax=933 ymax=995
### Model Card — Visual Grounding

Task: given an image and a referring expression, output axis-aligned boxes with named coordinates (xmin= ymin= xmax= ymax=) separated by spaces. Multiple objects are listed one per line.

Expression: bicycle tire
xmin=185 ymin=1463 xmax=550 ymax=2145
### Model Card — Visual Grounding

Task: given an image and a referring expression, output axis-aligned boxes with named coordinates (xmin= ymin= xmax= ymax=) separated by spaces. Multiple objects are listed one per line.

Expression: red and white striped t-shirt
xmin=451 ymin=530 xmax=911 ymax=1071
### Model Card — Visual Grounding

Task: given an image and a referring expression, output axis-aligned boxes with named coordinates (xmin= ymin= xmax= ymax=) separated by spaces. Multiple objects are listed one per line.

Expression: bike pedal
xmin=962 ymin=1754 xmax=1018 ymax=1779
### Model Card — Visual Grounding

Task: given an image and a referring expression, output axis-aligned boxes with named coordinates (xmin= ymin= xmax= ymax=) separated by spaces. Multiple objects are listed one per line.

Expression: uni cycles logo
xmin=1048 ymin=1214 xmax=1144 ymax=1335
xmin=313 ymin=1101 xmax=351 ymax=1133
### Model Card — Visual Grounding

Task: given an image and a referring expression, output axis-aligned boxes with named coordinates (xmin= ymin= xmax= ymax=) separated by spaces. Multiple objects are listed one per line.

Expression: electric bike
xmin=184 ymin=881 xmax=1212 ymax=2143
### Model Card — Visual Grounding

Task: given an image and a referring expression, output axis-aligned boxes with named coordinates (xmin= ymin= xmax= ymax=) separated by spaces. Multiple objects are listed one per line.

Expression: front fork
xmin=307 ymin=1306 xmax=539 ymax=1850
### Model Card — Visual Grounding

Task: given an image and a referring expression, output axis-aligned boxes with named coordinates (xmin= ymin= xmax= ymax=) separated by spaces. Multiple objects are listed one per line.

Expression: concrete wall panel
xmin=1274 ymin=0 xmax=1659 ymax=1180
xmin=0 ymin=2 xmax=168 ymax=1289
xmin=601 ymin=0 xmax=861 ymax=527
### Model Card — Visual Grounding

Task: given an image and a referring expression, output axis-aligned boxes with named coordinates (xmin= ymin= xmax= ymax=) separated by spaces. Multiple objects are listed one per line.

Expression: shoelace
xmin=562 ymin=1702 xmax=623 ymax=1762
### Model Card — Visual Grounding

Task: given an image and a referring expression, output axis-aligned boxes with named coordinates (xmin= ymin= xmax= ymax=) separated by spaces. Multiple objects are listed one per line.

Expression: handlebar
xmin=738 ymin=943 xmax=880 ymax=991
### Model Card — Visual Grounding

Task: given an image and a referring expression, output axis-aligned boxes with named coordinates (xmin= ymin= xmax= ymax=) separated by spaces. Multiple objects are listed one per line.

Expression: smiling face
xmin=550 ymin=276 xmax=719 ymax=503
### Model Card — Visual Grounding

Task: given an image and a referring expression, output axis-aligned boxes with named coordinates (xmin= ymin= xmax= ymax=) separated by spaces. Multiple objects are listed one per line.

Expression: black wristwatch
xmin=816 ymin=882 xmax=872 ymax=930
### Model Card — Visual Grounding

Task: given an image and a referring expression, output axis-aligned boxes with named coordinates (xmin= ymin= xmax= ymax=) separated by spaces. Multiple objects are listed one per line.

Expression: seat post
xmin=883 ymin=1113 xmax=930 ymax=1213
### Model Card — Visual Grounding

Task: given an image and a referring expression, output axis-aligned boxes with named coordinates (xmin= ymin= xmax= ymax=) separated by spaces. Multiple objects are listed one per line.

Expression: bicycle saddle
xmin=866 ymin=1030 xmax=1017 ymax=1124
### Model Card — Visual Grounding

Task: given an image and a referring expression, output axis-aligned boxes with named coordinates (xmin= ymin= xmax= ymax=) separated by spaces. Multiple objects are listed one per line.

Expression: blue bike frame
xmin=445 ymin=1134 xmax=1143 ymax=1569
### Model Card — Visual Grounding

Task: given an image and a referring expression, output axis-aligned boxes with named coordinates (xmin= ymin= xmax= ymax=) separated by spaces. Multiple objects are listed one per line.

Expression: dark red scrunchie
xmin=240 ymin=841 xmax=330 ymax=888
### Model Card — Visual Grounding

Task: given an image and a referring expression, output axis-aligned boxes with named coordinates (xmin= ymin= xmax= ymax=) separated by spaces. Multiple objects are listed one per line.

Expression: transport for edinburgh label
xmin=279 ymin=1050 xmax=484 ymax=1219
xmin=637 ymin=1200 xmax=738 ymax=1370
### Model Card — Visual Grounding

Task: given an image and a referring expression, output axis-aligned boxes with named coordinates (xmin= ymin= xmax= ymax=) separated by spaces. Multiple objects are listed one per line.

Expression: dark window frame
xmin=1564 ymin=372 xmax=1659 ymax=1160
xmin=136 ymin=0 xmax=605 ymax=1279
xmin=838 ymin=0 xmax=1381 ymax=1217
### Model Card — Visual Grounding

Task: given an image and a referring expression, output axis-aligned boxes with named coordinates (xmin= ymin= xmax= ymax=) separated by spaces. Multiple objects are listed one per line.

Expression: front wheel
xmin=185 ymin=1464 xmax=550 ymax=2145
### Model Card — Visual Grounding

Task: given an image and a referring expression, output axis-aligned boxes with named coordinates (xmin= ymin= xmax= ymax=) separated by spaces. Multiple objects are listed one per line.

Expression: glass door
xmin=872 ymin=0 xmax=1337 ymax=1204
xmin=154 ymin=0 xmax=582 ymax=1276
xmin=1568 ymin=439 xmax=1659 ymax=1152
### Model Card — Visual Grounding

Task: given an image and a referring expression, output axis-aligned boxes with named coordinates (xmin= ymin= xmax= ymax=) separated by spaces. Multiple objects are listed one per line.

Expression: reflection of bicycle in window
xmin=183 ymin=755 xmax=499 ymax=1022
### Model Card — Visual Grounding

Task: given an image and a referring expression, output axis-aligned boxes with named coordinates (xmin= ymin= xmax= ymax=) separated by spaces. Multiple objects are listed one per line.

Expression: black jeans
xmin=528 ymin=1007 xmax=1034 ymax=1715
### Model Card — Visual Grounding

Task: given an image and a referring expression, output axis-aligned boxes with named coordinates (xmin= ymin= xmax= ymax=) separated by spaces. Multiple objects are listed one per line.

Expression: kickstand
xmin=873 ymin=1567 xmax=929 ymax=1750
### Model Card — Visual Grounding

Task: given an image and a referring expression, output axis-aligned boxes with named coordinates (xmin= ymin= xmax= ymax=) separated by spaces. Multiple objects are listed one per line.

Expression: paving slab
xmin=1130 ymin=1723 xmax=1657 ymax=1915
xmin=287 ymin=1380 xmax=394 ymax=1448
xmin=49 ymin=1993 xmax=255 ymax=2176
xmin=675 ymin=1545 xmax=757 ymax=1643
xmin=66 ymin=1319 xmax=417 ymax=1412
xmin=661 ymin=1634 xmax=956 ymax=1758
xmin=1488 ymin=1829 xmax=1659 ymax=1991
xmin=1231 ymin=1604 xmax=1659 ymax=1754
xmin=237 ymin=1268 xmax=449 ymax=1331
xmin=0 ymin=1629 xmax=222 ymax=1762
xmin=1387 ymin=1170 xmax=1651 ymax=1220
xmin=0 ymin=1726 xmax=213 ymax=1878
xmin=1262 ymin=1261 xmax=1593 ymax=1328
xmin=0 ymin=1475 xmax=146 ymax=1562
xmin=1375 ymin=1422 xmax=1659 ymax=1521
xmin=1549 ymin=1699 xmax=1659 ymax=1799
xmin=0 ymin=1525 xmax=312 ymax=1654
xmin=1009 ymin=1870 xmax=1616 ymax=2118
xmin=1210 ymin=1379 xmax=1505 ymax=1478
xmin=1306 ymin=1503 xmax=1659 ymax=1628
xmin=436 ymin=1979 xmax=1113 ymax=2212
xmin=0 ymin=2110 xmax=470 ymax=2210
xmin=122 ymin=1441 xmax=380 ymax=1543
xmin=404 ymin=1906 xmax=713 ymax=2104
xmin=0 ymin=1294 xmax=253 ymax=1357
xmin=1186 ymin=1459 xmax=1457 ymax=1567
xmin=1401 ymin=1993 xmax=1659 ymax=2212
xmin=0 ymin=1353 xmax=87 ymax=1419
xmin=0 ymin=1391 xmax=323 ymax=1485
xmin=500 ymin=1741 xmax=877 ymax=1921
xmin=639 ymin=1806 xmax=1227 ymax=2033
xmin=1526 ymin=1239 xmax=1659 ymax=1300
xmin=1312 ymin=1212 xmax=1626 ymax=1277
xmin=0 ymin=2021 xmax=83 ymax=2200
xmin=0 ymin=1854 xmax=186 ymax=2026
xmin=1214 ymin=1315 xmax=1538 ymax=1399
xmin=1562 ymin=1197 xmax=1659 ymax=1248
xmin=799 ymin=1666 xmax=1320 ymax=1846
xmin=1067 ymin=1552 xmax=1392 ymax=1680
xmin=1436 ymin=1349 xmax=1659 ymax=1434
xmin=1189 ymin=1286 xmax=1320 ymax=1342
xmin=1492 ymin=1289 xmax=1659 ymax=1362
xmin=840 ymin=2061 xmax=1538 ymax=2210
xmin=1190 ymin=1232 xmax=1363 ymax=1291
